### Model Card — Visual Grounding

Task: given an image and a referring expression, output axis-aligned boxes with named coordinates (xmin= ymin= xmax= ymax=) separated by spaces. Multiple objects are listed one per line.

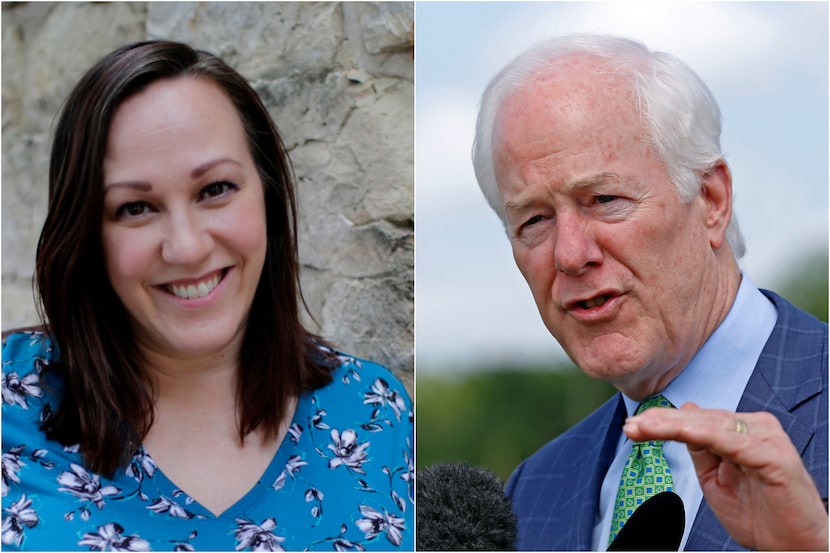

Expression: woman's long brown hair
xmin=35 ymin=41 xmax=333 ymax=477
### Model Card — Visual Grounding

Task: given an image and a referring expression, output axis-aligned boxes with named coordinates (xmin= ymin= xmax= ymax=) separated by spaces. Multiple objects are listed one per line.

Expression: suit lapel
xmin=568 ymin=394 xmax=628 ymax=550
xmin=511 ymin=393 xmax=628 ymax=550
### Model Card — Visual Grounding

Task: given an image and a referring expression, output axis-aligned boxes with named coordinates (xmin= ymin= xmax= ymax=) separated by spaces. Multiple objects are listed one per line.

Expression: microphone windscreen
xmin=607 ymin=491 xmax=685 ymax=551
xmin=417 ymin=462 xmax=518 ymax=551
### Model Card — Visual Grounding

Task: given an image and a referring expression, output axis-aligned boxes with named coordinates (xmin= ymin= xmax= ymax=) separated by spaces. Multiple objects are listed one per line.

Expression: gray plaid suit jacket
xmin=505 ymin=290 xmax=828 ymax=551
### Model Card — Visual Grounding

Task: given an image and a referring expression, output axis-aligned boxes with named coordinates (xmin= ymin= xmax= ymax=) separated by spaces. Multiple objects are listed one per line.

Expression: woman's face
xmin=101 ymin=76 xmax=267 ymax=363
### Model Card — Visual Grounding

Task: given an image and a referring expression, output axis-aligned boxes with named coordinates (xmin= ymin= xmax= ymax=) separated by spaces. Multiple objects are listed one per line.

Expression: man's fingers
xmin=622 ymin=405 xmax=790 ymax=474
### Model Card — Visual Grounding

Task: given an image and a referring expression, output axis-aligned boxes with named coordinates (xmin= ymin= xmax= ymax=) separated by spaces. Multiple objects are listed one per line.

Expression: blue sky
xmin=415 ymin=2 xmax=829 ymax=372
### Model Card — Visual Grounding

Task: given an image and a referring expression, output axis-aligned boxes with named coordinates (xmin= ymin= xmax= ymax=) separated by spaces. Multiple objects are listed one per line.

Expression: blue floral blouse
xmin=1 ymin=330 xmax=413 ymax=551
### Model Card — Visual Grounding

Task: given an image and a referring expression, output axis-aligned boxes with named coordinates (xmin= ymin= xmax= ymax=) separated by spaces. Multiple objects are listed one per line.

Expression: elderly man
xmin=472 ymin=34 xmax=827 ymax=551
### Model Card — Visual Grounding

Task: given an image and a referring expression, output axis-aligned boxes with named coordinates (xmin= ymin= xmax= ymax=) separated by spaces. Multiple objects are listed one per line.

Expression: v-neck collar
xmin=137 ymin=391 xmax=314 ymax=519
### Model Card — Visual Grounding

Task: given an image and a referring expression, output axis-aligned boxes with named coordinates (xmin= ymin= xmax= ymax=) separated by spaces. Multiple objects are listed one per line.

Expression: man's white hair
xmin=471 ymin=33 xmax=745 ymax=258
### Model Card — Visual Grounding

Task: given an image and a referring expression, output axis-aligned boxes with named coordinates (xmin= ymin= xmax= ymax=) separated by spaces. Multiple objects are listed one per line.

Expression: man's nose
xmin=553 ymin=214 xmax=603 ymax=276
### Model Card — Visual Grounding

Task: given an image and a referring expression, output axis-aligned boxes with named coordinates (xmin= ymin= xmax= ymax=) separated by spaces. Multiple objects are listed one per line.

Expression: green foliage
xmin=775 ymin=249 xmax=828 ymax=322
xmin=416 ymin=365 xmax=617 ymax=482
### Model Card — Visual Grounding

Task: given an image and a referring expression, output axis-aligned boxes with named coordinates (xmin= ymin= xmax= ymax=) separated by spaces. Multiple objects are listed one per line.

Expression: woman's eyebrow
xmin=190 ymin=157 xmax=243 ymax=179
xmin=103 ymin=180 xmax=152 ymax=192
xmin=104 ymin=158 xmax=245 ymax=191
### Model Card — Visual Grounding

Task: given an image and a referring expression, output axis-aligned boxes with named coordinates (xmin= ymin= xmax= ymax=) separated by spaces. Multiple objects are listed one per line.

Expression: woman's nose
xmin=161 ymin=209 xmax=213 ymax=266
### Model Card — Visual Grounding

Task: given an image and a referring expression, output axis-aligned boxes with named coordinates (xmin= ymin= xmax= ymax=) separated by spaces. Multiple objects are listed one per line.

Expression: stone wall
xmin=1 ymin=2 xmax=414 ymax=391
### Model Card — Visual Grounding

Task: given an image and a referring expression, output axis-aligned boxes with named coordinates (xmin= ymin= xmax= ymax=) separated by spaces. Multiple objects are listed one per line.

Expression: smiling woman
xmin=101 ymin=77 xmax=268 ymax=364
xmin=1 ymin=41 xmax=413 ymax=551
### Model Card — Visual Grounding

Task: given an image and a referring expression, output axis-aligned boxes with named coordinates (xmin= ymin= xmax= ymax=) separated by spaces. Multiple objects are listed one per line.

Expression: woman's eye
xmin=115 ymin=201 xmax=150 ymax=219
xmin=201 ymin=181 xmax=236 ymax=199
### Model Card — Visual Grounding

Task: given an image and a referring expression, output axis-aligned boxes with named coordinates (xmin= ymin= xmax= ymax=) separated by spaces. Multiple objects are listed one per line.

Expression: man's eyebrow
xmin=503 ymin=172 xmax=621 ymax=213
xmin=504 ymin=197 xmax=535 ymax=214
xmin=564 ymin=171 xmax=620 ymax=192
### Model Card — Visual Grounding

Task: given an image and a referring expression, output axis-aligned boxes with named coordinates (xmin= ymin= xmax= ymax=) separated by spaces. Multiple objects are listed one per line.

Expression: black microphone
xmin=607 ymin=491 xmax=685 ymax=551
xmin=417 ymin=462 xmax=518 ymax=551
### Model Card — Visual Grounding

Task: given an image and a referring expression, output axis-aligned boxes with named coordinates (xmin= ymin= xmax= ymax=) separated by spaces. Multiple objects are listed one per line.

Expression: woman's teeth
xmin=166 ymin=273 xmax=222 ymax=299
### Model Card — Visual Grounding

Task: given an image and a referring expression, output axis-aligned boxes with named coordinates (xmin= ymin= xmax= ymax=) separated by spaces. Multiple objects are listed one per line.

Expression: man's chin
xmin=578 ymin=362 xmax=643 ymax=385
xmin=572 ymin=352 xmax=680 ymax=400
xmin=564 ymin=342 xmax=649 ymax=385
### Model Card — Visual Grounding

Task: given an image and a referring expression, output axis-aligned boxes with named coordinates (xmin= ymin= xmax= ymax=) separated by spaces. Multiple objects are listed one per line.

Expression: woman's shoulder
xmin=2 ymin=327 xmax=60 ymax=374
xmin=3 ymin=327 xmax=59 ymax=362
xmin=319 ymin=346 xmax=411 ymax=399
xmin=309 ymin=345 xmax=412 ymax=428
xmin=2 ymin=327 xmax=61 ymax=411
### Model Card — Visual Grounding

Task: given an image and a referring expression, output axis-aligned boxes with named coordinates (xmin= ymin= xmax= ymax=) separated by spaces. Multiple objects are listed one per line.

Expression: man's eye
xmin=115 ymin=201 xmax=150 ymax=219
xmin=202 ymin=181 xmax=236 ymax=199
xmin=596 ymin=195 xmax=617 ymax=204
xmin=524 ymin=215 xmax=543 ymax=227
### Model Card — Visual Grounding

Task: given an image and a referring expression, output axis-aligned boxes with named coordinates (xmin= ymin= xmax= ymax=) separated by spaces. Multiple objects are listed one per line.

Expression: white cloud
xmin=416 ymin=96 xmax=478 ymax=203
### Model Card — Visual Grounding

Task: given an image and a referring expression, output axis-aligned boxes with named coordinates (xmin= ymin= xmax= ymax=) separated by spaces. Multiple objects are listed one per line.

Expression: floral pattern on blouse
xmin=1 ymin=331 xmax=413 ymax=551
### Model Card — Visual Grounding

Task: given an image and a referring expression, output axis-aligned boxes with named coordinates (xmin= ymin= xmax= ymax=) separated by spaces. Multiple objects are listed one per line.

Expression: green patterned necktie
xmin=608 ymin=394 xmax=675 ymax=544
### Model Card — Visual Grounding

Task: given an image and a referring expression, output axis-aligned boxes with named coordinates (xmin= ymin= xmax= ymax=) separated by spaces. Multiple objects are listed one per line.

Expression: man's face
xmin=492 ymin=58 xmax=733 ymax=398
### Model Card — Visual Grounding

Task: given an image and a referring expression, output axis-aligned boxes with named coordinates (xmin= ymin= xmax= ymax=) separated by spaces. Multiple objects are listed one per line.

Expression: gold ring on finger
xmin=735 ymin=418 xmax=749 ymax=434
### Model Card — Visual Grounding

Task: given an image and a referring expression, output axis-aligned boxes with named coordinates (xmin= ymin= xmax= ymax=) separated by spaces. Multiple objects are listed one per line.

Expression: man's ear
xmin=700 ymin=160 xmax=732 ymax=250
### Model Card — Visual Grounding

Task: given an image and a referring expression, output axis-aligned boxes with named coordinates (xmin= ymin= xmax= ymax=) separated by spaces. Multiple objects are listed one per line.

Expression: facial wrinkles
xmin=662 ymin=229 xmax=718 ymax=346
xmin=606 ymin=197 xmax=712 ymax=393
xmin=498 ymin=134 xmax=606 ymax=229
xmin=495 ymin=59 xmax=736 ymax=398
xmin=497 ymin=93 xmax=643 ymax=223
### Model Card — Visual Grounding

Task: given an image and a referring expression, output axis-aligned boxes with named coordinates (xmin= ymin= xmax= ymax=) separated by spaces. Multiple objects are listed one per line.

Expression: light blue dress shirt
xmin=591 ymin=273 xmax=778 ymax=550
